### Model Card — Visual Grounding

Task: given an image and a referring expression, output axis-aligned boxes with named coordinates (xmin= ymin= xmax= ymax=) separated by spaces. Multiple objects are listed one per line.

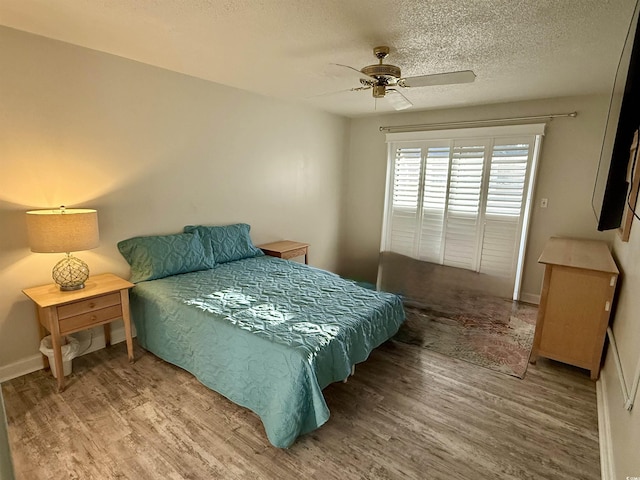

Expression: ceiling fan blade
xmin=386 ymin=88 xmax=413 ymax=110
xmin=306 ymin=85 xmax=371 ymax=100
xmin=306 ymin=88 xmax=352 ymax=98
xmin=330 ymin=63 xmax=377 ymax=82
xmin=401 ymin=70 xmax=476 ymax=88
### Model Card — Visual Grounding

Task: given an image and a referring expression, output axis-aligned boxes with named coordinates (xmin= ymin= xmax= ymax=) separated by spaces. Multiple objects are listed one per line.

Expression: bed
xmin=118 ymin=224 xmax=405 ymax=448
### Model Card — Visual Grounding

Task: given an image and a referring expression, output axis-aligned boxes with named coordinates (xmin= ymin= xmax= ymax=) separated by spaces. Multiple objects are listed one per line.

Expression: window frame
xmin=379 ymin=123 xmax=545 ymax=300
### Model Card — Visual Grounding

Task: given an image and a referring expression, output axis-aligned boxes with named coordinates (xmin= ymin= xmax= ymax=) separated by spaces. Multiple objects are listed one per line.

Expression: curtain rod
xmin=379 ymin=111 xmax=578 ymax=132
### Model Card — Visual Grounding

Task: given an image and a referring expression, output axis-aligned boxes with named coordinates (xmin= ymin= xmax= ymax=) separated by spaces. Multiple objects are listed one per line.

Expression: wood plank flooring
xmin=2 ymin=340 xmax=599 ymax=480
xmin=379 ymin=252 xmax=518 ymax=304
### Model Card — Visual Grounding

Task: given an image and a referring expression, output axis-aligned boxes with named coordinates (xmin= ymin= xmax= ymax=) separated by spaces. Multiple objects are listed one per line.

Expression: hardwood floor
xmin=2 ymin=340 xmax=599 ymax=480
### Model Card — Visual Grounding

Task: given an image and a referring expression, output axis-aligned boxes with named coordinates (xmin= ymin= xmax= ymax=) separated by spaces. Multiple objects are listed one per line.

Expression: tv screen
xmin=593 ymin=4 xmax=640 ymax=231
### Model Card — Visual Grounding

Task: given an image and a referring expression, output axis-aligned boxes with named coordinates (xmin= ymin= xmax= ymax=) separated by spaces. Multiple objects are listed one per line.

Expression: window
xmin=381 ymin=124 xmax=544 ymax=299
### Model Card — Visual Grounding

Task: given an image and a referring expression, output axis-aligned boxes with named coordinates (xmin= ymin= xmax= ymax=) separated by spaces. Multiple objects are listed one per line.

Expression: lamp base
xmin=60 ymin=283 xmax=86 ymax=292
xmin=52 ymin=254 xmax=90 ymax=291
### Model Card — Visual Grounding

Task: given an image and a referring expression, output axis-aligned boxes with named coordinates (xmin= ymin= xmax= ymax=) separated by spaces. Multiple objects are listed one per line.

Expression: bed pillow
xmin=117 ymin=231 xmax=213 ymax=283
xmin=184 ymin=223 xmax=264 ymax=264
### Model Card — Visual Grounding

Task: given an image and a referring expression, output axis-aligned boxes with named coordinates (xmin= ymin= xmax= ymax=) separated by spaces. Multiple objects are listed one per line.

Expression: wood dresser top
xmin=538 ymin=237 xmax=619 ymax=274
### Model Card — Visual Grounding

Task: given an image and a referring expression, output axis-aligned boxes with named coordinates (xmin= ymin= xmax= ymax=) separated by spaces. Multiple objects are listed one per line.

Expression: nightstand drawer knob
xmin=90 ymin=315 xmax=97 ymax=321
xmin=88 ymin=302 xmax=96 ymax=309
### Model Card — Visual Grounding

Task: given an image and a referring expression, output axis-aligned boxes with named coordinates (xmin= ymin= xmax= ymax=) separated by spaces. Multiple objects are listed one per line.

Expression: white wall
xmin=0 ymin=26 xmax=349 ymax=372
xmin=601 ymin=232 xmax=640 ymax=479
xmin=339 ymin=95 xmax=614 ymax=299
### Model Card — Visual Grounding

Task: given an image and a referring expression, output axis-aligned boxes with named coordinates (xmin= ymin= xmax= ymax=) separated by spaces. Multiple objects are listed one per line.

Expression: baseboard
xmin=0 ymin=355 xmax=42 ymax=384
xmin=0 ymin=326 xmax=133 ymax=384
xmin=519 ymin=292 xmax=540 ymax=305
xmin=597 ymin=374 xmax=615 ymax=480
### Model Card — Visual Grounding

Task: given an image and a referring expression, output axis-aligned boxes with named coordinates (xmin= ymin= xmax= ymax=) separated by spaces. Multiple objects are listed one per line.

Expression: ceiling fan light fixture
xmin=373 ymin=85 xmax=386 ymax=98
xmin=385 ymin=89 xmax=413 ymax=110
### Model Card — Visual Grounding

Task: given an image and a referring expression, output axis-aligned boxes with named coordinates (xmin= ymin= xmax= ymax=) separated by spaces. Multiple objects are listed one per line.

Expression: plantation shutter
xmin=418 ymin=144 xmax=450 ymax=262
xmin=443 ymin=142 xmax=487 ymax=270
xmin=383 ymin=124 xmax=544 ymax=299
xmin=388 ymin=147 xmax=423 ymax=256
xmin=479 ymin=138 xmax=532 ymax=278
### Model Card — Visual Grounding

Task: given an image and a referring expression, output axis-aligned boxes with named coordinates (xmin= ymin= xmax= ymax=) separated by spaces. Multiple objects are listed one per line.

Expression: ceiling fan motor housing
xmin=360 ymin=64 xmax=401 ymax=81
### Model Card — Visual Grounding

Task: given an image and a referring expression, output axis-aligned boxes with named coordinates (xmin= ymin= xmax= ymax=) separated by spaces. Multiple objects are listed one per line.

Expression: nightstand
xmin=22 ymin=273 xmax=135 ymax=392
xmin=259 ymin=240 xmax=309 ymax=264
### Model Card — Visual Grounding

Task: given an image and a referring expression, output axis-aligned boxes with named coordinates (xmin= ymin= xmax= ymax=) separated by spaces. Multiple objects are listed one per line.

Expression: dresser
xmin=530 ymin=237 xmax=618 ymax=379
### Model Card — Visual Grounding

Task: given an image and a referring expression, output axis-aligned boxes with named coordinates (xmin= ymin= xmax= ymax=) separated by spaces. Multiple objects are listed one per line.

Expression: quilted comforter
xmin=130 ymin=255 xmax=405 ymax=447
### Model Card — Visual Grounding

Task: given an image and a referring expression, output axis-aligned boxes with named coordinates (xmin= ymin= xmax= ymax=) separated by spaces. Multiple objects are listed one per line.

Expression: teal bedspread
xmin=130 ymin=256 xmax=405 ymax=448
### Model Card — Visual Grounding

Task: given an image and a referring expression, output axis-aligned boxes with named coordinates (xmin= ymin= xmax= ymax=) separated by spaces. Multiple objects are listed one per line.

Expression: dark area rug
xmin=395 ymin=296 xmax=538 ymax=378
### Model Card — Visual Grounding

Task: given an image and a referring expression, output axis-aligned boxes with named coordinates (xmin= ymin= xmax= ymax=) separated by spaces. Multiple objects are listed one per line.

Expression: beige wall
xmin=0 ymin=26 xmax=349 ymax=370
xmin=603 ymin=233 xmax=640 ymax=478
xmin=339 ymin=95 xmax=614 ymax=298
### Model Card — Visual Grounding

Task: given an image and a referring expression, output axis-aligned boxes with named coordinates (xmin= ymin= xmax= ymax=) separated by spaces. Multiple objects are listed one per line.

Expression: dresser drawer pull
xmin=88 ymin=302 xmax=96 ymax=309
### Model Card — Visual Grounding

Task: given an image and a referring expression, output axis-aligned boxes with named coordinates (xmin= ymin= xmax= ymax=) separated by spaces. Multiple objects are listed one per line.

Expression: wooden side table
xmin=530 ymin=237 xmax=619 ymax=380
xmin=22 ymin=273 xmax=135 ymax=392
xmin=259 ymin=240 xmax=309 ymax=264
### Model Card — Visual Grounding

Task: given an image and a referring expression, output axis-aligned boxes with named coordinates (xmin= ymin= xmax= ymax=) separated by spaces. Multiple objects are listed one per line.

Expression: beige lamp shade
xmin=26 ymin=208 xmax=99 ymax=253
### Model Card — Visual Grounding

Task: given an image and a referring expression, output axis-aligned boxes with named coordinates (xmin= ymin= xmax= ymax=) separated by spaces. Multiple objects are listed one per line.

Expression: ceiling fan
xmin=333 ymin=46 xmax=476 ymax=110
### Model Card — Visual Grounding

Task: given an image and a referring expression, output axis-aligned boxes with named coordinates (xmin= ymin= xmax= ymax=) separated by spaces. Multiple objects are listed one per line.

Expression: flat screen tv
xmin=593 ymin=3 xmax=640 ymax=231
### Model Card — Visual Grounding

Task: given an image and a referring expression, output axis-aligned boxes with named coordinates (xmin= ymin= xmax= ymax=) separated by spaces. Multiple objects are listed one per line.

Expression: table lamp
xmin=26 ymin=206 xmax=100 ymax=291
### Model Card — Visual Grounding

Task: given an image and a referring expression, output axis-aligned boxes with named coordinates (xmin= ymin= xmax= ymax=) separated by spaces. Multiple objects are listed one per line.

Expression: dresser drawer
xmin=58 ymin=304 xmax=123 ymax=334
xmin=281 ymin=247 xmax=307 ymax=260
xmin=57 ymin=292 xmax=121 ymax=320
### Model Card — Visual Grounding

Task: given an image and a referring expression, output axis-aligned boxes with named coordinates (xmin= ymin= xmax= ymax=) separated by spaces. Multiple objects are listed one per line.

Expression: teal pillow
xmin=184 ymin=223 xmax=263 ymax=264
xmin=117 ymin=231 xmax=212 ymax=283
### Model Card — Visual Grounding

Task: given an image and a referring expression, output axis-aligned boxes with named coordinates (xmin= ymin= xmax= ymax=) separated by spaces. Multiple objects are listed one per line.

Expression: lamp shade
xmin=26 ymin=208 xmax=99 ymax=253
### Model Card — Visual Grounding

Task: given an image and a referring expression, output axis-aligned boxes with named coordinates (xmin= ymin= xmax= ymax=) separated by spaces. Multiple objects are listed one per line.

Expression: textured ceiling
xmin=0 ymin=0 xmax=637 ymax=117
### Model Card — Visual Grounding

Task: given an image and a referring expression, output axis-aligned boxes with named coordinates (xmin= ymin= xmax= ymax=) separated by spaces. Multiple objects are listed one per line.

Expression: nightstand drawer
xmin=281 ymin=247 xmax=307 ymax=260
xmin=57 ymin=292 xmax=121 ymax=320
xmin=59 ymin=304 xmax=123 ymax=334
